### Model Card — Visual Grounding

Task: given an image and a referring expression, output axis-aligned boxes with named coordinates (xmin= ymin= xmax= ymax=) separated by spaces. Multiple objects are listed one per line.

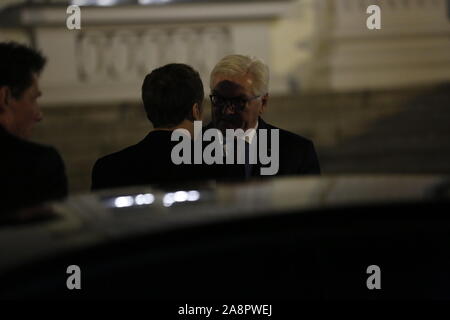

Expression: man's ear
xmin=260 ymin=93 xmax=269 ymax=115
xmin=192 ymin=102 xmax=202 ymax=121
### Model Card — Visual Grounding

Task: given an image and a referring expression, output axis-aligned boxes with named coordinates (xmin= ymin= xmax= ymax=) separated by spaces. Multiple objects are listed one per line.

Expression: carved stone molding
xmin=4 ymin=1 xmax=288 ymax=105
xmin=75 ymin=27 xmax=231 ymax=85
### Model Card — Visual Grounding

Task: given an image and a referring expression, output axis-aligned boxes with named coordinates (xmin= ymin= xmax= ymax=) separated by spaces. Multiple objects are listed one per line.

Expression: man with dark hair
xmin=0 ymin=41 xmax=68 ymax=214
xmin=91 ymin=63 xmax=205 ymax=190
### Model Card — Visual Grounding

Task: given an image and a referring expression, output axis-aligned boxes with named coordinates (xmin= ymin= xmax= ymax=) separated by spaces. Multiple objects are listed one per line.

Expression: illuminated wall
xmin=1 ymin=0 xmax=449 ymax=100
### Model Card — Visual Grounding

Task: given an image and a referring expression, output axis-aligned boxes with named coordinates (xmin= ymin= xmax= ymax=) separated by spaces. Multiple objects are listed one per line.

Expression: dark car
xmin=0 ymin=174 xmax=449 ymax=300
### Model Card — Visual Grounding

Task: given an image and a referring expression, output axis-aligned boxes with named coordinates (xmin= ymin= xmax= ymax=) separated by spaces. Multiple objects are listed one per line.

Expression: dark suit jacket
xmin=253 ymin=118 xmax=320 ymax=176
xmin=0 ymin=125 xmax=68 ymax=214
xmin=91 ymin=121 xmax=320 ymax=190
xmin=205 ymin=118 xmax=320 ymax=180
xmin=91 ymin=130 xmax=214 ymax=191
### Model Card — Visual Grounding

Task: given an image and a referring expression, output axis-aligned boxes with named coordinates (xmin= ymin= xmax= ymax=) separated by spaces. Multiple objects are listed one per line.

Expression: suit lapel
xmin=204 ymin=119 xmax=275 ymax=179
xmin=251 ymin=118 xmax=273 ymax=177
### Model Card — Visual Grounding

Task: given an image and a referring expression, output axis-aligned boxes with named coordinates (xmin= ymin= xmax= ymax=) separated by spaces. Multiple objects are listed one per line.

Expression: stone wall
xmin=31 ymin=83 xmax=450 ymax=194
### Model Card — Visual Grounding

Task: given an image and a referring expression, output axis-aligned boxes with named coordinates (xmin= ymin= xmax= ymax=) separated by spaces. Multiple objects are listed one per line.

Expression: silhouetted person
xmin=0 ymin=42 xmax=68 ymax=215
xmin=207 ymin=54 xmax=320 ymax=179
xmin=91 ymin=64 xmax=207 ymax=190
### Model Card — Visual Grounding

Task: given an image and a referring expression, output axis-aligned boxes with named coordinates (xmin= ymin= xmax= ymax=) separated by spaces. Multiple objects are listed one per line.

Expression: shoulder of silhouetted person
xmin=0 ymin=125 xmax=68 ymax=214
xmin=259 ymin=118 xmax=321 ymax=175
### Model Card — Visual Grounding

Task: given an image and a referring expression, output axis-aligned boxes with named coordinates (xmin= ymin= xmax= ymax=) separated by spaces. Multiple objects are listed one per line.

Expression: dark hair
xmin=142 ymin=63 xmax=204 ymax=128
xmin=0 ymin=42 xmax=46 ymax=99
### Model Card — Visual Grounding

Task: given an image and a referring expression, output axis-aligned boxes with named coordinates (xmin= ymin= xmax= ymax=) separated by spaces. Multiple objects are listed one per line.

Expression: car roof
xmin=0 ymin=174 xmax=448 ymax=273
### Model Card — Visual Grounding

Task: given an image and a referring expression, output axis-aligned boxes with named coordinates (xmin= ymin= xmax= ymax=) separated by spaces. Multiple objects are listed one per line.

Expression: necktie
xmin=244 ymin=141 xmax=252 ymax=179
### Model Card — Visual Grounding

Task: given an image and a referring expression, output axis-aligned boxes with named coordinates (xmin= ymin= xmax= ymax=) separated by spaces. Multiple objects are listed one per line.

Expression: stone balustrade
xmin=1 ymin=0 xmax=449 ymax=97
xmin=0 ymin=1 xmax=290 ymax=105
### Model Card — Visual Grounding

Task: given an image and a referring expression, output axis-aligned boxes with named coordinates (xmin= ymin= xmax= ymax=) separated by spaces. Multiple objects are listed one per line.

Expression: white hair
xmin=210 ymin=54 xmax=269 ymax=96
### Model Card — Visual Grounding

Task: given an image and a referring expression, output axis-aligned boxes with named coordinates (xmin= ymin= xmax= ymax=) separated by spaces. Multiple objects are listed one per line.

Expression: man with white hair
xmin=208 ymin=54 xmax=320 ymax=179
